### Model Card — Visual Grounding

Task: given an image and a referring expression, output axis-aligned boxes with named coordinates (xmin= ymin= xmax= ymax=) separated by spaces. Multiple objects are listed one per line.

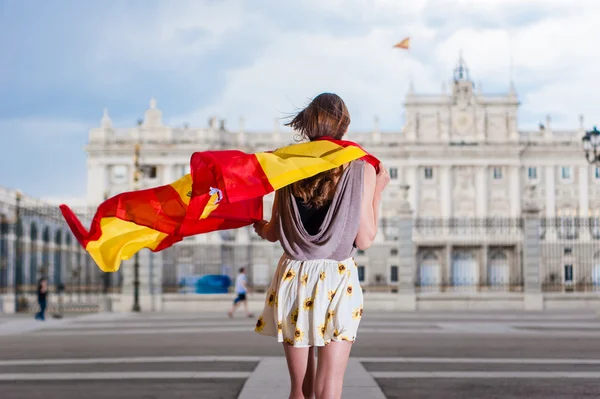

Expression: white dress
xmin=255 ymin=253 xmax=364 ymax=347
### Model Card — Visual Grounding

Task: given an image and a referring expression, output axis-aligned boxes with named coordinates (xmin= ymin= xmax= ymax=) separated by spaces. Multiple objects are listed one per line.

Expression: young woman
xmin=253 ymin=93 xmax=389 ymax=399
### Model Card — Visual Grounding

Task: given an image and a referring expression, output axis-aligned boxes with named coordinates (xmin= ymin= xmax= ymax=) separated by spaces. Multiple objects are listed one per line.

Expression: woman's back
xmin=277 ymin=160 xmax=365 ymax=261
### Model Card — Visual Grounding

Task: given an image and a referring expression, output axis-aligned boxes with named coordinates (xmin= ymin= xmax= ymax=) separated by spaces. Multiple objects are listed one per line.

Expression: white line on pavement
xmin=28 ymin=326 xmax=600 ymax=338
xmin=4 ymin=355 xmax=600 ymax=367
xmin=370 ymin=371 xmax=600 ymax=379
xmin=0 ymin=356 xmax=263 ymax=366
xmin=356 ymin=357 xmax=600 ymax=364
xmin=0 ymin=371 xmax=251 ymax=381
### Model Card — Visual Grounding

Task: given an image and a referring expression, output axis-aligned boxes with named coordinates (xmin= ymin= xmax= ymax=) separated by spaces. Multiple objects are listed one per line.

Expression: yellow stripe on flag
xmin=256 ymin=140 xmax=367 ymax=190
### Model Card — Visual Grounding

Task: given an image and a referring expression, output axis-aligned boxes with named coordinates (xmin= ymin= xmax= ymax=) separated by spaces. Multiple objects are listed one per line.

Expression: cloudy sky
xmin=0 ymin=0 xmax=597 ymax=201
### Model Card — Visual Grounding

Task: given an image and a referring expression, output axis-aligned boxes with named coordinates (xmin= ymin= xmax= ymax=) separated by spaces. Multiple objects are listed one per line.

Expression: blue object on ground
xmin=195 ymin=275 xmax=232 ymax=294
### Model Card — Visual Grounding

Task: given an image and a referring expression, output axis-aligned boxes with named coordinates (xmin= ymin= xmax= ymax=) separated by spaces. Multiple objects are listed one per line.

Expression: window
xmin=389 ymin=167 xmax=398 ymax=180
xmin=493 ymin=167 xmax=502 ymax=180
xmin=561 ymin=166 xmax=572 ymax=181
xmin=390 ymin=265 xmax=398 ymax=283
xmin=111 ymin=165 xmax=127 ymax=183
xmin=390 ymin=248 xmax=398 ymax=256
xmin=564 ymin=264 xmax=573 ymax=285
xmin=424 ymin=167 xmax=433 ymax=180
xmin=564 ymin=247 xmax=573 ymax=255
xmin=595 ymin=167 xmax=600 ymax=180
xmin=528 ymin=167 xmax=537 ymax=180
xmin=356 ymin=249 xmax=365 ymax=256
xmin=357 ymin=265 xmax=365 ymax=282
xmin=142 ymin=165 xmax=158 ymax=179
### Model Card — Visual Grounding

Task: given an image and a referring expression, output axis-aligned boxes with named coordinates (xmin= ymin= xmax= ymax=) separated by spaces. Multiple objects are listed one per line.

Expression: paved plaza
xmin=1 ymin=310 xmax=600 ymax=398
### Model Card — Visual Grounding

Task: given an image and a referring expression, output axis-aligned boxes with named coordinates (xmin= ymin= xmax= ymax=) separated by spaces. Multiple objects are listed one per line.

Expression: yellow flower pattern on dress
xmin=301 ymin=273 xmax=309 ymax=286
xmin=352 ymin=307 xmax=362 ymax=320
xmin=255 ymin=257 xmax=363 ymax=347
xmin=303 ymin=297 xmax=314 ymax=311
xmin=267 ymin=291 xmax=275 ymax=307
xmin=327 ymin=290 xmax=337 ymax=301
xmin=283 ymin=269 xmax=296 ymax=282
xmin=290 ymin=308 xmax=299 ymax=326
xmin=326 ymin=310 xmax=335 ymax=322
xmin=318 ymin=324 xmax=326 ymax=338
xmin=294 ymin=328 xmax=305 ymax=342
xmin=255 ymin=316 xmax=265 ymax=333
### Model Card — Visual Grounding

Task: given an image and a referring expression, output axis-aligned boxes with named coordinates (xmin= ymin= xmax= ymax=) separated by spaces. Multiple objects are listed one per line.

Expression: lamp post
xmin=582 ymin=126 xmax=600 ymax=165
xmin=132 ymin=143 xmax=141 ymax=312
xmin=14 ymin=191 xmax=22 ymax=313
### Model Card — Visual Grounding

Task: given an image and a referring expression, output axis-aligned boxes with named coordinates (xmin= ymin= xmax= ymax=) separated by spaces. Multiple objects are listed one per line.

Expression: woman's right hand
xmin=375 ymin=164 xmax=390 ymax=193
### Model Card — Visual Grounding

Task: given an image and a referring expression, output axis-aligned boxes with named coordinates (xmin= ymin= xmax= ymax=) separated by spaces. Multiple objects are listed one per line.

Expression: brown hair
xmin=285 ymin=93 xmax=350 ymax=209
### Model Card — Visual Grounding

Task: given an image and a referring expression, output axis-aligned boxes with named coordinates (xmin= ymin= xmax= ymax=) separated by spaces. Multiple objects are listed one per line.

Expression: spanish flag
xmin=393 ymin=37 xmax=410 ymax=50
xmin=60 ymin=138 xmax=379 ymax=272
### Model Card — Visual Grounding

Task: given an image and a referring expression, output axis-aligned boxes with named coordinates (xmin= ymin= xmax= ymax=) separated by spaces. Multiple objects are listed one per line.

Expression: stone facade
xmin=85 ymin=56 xmax=592 ymax=293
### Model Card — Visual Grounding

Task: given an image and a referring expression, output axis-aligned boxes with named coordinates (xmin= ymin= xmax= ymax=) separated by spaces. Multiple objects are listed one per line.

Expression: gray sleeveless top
xmin=277 ymin=160 xmax=365 ymax=261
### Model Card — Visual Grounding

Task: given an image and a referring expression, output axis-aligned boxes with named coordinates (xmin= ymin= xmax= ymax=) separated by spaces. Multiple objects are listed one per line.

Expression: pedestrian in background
xmin=35 ymin=277 xmax=47 ymax=321
xmin=227 ymin=267 xmax=254 ymax=318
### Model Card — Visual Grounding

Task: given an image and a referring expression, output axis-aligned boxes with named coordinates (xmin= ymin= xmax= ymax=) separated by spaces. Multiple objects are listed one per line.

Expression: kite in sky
xmin=393 ymin=37 xmax=410 ymax=50
xmin=60 ymin=138 xmax=380 ymax=272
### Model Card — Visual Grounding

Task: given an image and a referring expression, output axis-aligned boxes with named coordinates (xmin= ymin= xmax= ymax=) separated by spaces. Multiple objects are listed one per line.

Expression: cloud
xmin=1 ymin=0 xmax=599 ymax=200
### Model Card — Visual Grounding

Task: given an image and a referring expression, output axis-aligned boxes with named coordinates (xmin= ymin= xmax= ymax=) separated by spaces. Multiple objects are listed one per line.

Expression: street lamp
xmin=14 ymin=191 xmax=22 ymax=313
xmin=582 ymin=126 xmax=600 ymax=165
xmin=132 ymin=143 xmax=141 ymax=312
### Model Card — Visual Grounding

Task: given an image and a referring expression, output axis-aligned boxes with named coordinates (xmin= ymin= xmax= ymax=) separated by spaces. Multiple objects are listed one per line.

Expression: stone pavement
xmin=1 ymin=310 xmax=600 ymax=398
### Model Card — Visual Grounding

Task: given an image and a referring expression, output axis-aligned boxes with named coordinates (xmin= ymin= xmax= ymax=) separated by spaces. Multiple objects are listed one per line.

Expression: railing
xmin=0 ymin=198 xmax=118 ymax=312
xmin=540 ymin=218 xmax=600 ymax=292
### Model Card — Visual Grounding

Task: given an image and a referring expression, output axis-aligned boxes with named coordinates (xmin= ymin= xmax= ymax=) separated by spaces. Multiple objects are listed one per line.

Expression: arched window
xmin=592 ymin=251 xmax=600 ymax=287
xmin=29 ymin=222 xmax=38 ymax=285
xmin=0 ymin=214 xmax=8 ymax=292
xmin=488 ymin=250 xmax=509 ymax=287
xmin=42 ymin=227 xmax=50 ymax=278
xmin=54 ymin=230 xmax=63 ymax=286
xmin=451 ymin=250 xmax=478 ymax=287
xmin=418 ymin=251 xmax=441 ymax=288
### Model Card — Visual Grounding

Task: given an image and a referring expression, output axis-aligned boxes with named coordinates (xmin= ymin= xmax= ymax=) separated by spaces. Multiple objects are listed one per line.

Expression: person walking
xmin=252 ymin=93 xmax=389 ymax=399
xmin=34 ymin=277 xmax=48 ymax=321
xmin=227 ymin=267 xmax=253 ymax=318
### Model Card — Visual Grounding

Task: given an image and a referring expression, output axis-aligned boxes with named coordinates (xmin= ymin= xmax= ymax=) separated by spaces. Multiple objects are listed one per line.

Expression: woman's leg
xmin=283 ymin=344 xmax=315 ymax=399
xmin=314 ymin=341 xmax=352 ymax=399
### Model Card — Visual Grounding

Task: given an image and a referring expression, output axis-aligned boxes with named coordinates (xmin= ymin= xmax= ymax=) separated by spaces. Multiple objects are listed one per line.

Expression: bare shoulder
xmin=363 ymin=162 xmax=376 ymax=179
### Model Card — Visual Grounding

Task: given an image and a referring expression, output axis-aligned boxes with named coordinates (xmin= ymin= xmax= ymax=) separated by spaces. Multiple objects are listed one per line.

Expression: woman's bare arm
xmin=355 ymin=163 xmax=388 ymax=250
xmin=253 ymin=191 xmax=280 ymax=243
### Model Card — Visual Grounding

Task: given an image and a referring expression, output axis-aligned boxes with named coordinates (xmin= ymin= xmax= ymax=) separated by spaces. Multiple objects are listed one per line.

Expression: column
xmin=405 ymin=166 xmax=418 ymax=215
xmin=162 ymin=163 xmax=174 ymax=186
xmin=396 ymin=185 xmax=416 ymax=310
xmin=545 ymin=166 xmax=555 ymax=218
xmin=579 ymin=166 xmax=589 ymax=217
xmin=510 ymin=166 xmax=521 ymax=217
xmin=523 ymin=201 xmax=543 ymax=310
xmin=476 ymin=166 xmax=487 ymax=217
xmin=439 ymin=166 xmax=452 ymax=218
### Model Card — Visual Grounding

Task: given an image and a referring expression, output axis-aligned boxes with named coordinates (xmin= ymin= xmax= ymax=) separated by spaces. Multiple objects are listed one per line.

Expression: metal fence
xmin=540 ymin=218 xmax=600 ymax=292
xmin=412 ymin=218 xmax=524 ymax=293
xmin=0 ymin=194 xmax=120 ymax=313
